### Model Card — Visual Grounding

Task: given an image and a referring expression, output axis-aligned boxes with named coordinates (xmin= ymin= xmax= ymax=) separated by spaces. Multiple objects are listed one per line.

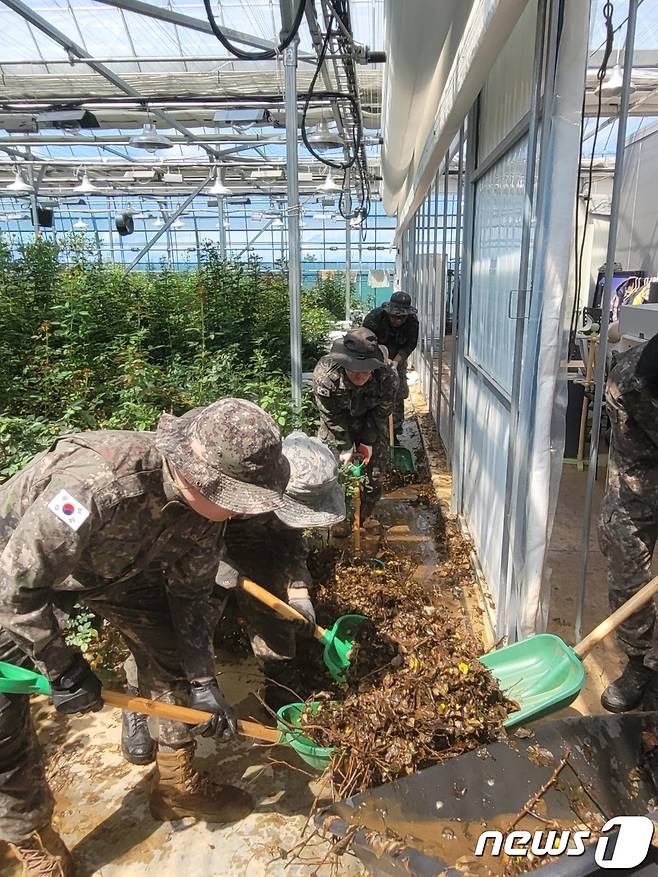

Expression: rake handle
xmin=574 ymin=573 xmax=658 ymax=659
xmin=101 ymin=688 xmax=281 ymax=743
xmin=388 ymin=414 xmax=395 ymax=448
xmin=239 ymin=577 xmax=328 ymax=643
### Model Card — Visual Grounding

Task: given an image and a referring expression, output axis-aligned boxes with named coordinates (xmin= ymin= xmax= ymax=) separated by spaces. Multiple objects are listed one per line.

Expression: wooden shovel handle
xmin=388 ymin=414 xmax=395 ymax=448
xmin=574 ymin=573 xmax=658 ymax=659
xmin=239 ymin=577 xmax=327 ymax=643
xmin=101 ymin=689 xmax=281 ymax=743
xmin=353 ymin=484 xmax=361 ymax=556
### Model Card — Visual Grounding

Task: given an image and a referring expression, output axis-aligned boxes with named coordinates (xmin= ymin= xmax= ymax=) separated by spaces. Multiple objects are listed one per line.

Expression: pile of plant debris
xmin=295 ymin=549 xmax=513 ymax=798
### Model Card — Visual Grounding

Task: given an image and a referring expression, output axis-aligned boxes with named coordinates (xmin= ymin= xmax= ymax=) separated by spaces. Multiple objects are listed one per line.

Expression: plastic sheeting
xmin=462 ymin=372 xmax=510 ymax=603
xmin=510 ymin=0 xmax=591 ymax=639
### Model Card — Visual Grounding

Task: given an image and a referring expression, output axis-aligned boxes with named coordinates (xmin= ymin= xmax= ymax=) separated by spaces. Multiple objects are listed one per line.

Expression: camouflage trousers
xmin=393 ymin=363 xmax=409 ymax=436
xmin=123 ymin=585 xmax=296 ymax=684
xmin=0 ymin=630 xmax=53 ymax=843
xmin=598 ymin=490 xmax=658 ymax=666
xmin=0 ymin=575 xmax=196 ymax=842
xmin=360 ymin=438 xmax=390 ymax=520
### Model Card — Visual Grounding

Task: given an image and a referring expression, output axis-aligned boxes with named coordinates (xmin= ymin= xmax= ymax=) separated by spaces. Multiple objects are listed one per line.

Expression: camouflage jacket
xmin=312 ymin=355 xmax=398 ymax=452
xmin=216 ymin=514 xmax=310 ymax=594
xmin=0 ymin=431 xmax=225 ymax=680
xmin=605 ymin=342 xmax=658 ymax=504
xmin=362 ymin=307 xmax=419 ymax=362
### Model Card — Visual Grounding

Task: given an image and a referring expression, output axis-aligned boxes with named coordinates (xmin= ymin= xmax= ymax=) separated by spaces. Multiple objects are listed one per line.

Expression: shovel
xmin=0 ymin=661 xmax=280 ymax=743
xmin=388 ymin=415 xmax=415 ymax=473
xmin=0 ymin=661 xmax=338 ymax=767
xmin=239 ymin=578 xmax=366 ymax=683
xmin=480 ymin=572 xmax=658 ymax=728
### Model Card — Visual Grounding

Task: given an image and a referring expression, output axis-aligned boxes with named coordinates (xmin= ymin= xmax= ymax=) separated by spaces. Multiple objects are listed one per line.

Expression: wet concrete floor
xmin=3 ymin=667 xmax=368 ymax=877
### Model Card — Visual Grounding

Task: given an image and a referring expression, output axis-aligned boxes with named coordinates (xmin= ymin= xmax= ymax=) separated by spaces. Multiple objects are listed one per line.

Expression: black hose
xmin=202 ymin=0 xmax=307 ymax=61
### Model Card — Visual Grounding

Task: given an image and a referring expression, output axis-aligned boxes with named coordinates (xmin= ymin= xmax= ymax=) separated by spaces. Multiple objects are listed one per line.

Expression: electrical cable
xmin=569 ymin=0 xmax=615 ymax=352
xmin=202 ymin=0 xmax=306 ymax=61
xmin=300 ymin=12 xmax=360 ymax=170
xmin=298 ymin=1 xmax=371 ymax=221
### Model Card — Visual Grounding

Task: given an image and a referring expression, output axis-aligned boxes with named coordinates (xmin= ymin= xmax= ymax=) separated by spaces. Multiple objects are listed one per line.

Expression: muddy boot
xmin=149 ymin=743 xmax=253 ymax=824
xmin=121 ymin=689 xmax=156 ymax=765
xmin=263 ymin=660 xmax=304 ymax=713
xmin=9 ymin=826 xmax=74 ymax=877
xmin=601 ymin=657 xmax=653 ymax=713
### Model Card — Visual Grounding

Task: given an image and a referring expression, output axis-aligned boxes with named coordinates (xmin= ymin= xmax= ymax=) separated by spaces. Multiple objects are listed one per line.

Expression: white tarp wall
xmin=400 ymin=0 xmax=589 ymax=640
xmin=454 ymin=1 xmax=538 ymax=631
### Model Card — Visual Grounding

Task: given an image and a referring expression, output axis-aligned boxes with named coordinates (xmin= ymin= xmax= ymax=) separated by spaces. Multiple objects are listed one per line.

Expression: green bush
xmin=0 ymin=237 xmax=333 ymax=478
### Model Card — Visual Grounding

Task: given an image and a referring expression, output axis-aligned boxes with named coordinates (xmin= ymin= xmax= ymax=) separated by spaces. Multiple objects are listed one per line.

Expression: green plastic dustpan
xmin=480 ymin=634 xmax=586 ymax=728
xmin=277 ymin=701 xmax=334 ymax=770
xmin=480 ymin=574 xmax=658 ymax=728
xmin=387 ymin=415 xmax=415 ymax=473
xmin=0 ymin=661 xmax=51 ymax=695
xmin=240 ymin=578 xmax=366 ymax=684
xmin=317 ymin=614 xmax=367 ymax=683
xmin=391 ymin=444 xmax=415 ymax=473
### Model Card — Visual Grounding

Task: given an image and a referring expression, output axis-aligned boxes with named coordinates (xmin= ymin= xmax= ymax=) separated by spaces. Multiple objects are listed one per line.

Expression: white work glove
xmin=216 ymin=562 xmax=240 ymax=589
xmin=339 ymin=445 xmax=356 ymax=464
xmin=287 ymin=589 xmax=316 ymax=635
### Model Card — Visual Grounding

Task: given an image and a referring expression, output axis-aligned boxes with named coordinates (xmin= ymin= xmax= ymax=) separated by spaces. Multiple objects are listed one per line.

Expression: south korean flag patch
xmin=48 ymin=489 xmax=90 ymax=532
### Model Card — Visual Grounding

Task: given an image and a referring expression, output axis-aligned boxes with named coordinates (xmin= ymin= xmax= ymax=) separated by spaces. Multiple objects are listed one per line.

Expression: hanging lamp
xmin=129 ymin=121 xmax=174 ymax=153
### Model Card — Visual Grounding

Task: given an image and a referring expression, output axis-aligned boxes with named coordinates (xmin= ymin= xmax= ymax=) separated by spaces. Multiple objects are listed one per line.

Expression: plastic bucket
xmin=276 ymin=702 xmax=334 ymax=771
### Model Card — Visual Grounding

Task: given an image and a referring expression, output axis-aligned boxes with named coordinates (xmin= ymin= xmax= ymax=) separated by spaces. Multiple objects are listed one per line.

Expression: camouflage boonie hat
xmin=382 ymin=290 xmax=417 ymax=316
xmin=275 ymin=432 xmax=346 ymax=528
xmin=155 ymin=398 xmax=290 ymax=515
xmin=330 ymin=327 xmax=385 ymax=372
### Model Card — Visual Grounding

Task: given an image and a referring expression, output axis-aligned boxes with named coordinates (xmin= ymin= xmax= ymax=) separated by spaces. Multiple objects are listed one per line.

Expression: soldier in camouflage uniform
xmin=313 ymin=327 xmax=398 ymax=534
xmin=363 ymin=291 xmax=419 ymax=439
xmin=120 ymin=433 xmax=345 ymax=761
xmin=599 ymin=335 xmax=658 ymax=713
xmin=0 ymin=398 xmax=289 ymax=876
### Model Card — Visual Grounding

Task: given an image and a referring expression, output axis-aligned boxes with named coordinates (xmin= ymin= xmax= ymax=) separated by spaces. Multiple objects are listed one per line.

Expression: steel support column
xmin=284 ymin=31 xmax=303 ymax=408
xmin=452 ymin=103 xmax=478 ymax=515
xmin=428 ymin=169 xmax=441 ymax=424
xmin=447 ymin=124 xmax=466 ymax=458
xmin=575 ymin=0 xmax=639 ymax=640
xmin=498 ymin=0 xmax=548 ymax=636
xmin=345 ymin=167 xmax=352 ymax=322
xmin=218 ymin=198 xmax=227 ymax=259
xmin=437 ymin=152 xmax=450 ymax=426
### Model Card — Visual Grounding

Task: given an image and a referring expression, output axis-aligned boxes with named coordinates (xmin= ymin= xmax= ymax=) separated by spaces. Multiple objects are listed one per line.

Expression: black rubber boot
xmin=121 ymin=687 xmax=156 ymax=765
xmin=601 ymin=657 xmax=653 ymax=713
xmin=263 ymin=660 xmax=304 ymax=713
